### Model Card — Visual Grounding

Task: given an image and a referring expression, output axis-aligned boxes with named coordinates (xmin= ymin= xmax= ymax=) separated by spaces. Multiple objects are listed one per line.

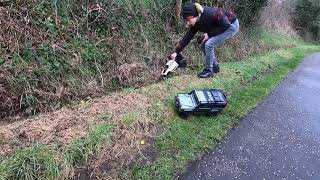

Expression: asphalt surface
xmin=178 ymin=53 xmax=320 ymax=180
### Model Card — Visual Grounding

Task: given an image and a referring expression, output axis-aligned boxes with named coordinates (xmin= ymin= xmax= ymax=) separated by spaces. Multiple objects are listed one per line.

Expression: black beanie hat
xmin=182 ymin=2 xmax=198 ymax=19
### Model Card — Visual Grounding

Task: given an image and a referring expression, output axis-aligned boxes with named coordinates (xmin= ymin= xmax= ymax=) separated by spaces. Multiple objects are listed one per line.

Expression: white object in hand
xmin=161 ymin=60 xmax=179 ymax=76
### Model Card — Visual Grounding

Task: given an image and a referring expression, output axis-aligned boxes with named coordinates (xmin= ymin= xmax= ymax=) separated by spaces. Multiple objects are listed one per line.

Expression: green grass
xmin=3 ymin=0 xmax=303 ymax=118
xmin=259 ymin=31 xmax=304 ymax=47
xmin=122 ymin=111 xmax=140 ymax=127
xmin=1 ymin=45 xmax=319 ymax=180
xmin=0 ymin=159 xmax=9 ymax=180
xmin=0 ymin=145 xmax=60 ymax=180
xmin=64 ymin=123 xmax=113 ymax=166
xmin=0 ymin=123 xmax=113 ymax=180
xmin=1 ymin=33 xmax=319 ymax=179
xmin=125 ymin=45 xmax=320 ymax=179
xmin=2 ymin=1 xmax=318 ymax=179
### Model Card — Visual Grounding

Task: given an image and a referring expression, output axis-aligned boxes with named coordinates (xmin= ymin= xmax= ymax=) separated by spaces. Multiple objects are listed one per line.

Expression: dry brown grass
xmin=260 ymin=0 xmax=297 ymax=37
xmin=0 ymin=1 xmax=303 ymax=178
xmin=0 ymin=70 xmax=206 ymax=178
xmin=0 ymin=5 xmax=49 ymax=51
xmin=0 ymin=88 xmax=160 ymax=176
xmin=0 ymin=41 xmax=305 ymax=177
xmin=0 ymin=5 xmax=47 ymax=118
xmin=0 ymin=70 xmax=20 ymax=119
xmin=0 ymin=1 xmax=172 ymax=119
xmin=0 ymin=0 xmax=295 ymax=120
xmin=116 ymin=62 xmax=162 ymax=88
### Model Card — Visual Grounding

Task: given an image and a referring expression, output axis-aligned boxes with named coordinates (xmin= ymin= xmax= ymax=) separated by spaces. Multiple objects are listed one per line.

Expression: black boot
xmin=198 ymin=68 xmax=214 ymax=78
xmin=212 ymin=64 xmax=220 ymax=73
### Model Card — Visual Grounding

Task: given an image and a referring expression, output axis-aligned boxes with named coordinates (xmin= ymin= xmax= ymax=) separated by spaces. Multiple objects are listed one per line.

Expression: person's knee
xmin=231 ymin=21 xmax=240 ymax=35
xmin=205 ymin=41 xmax=214 ymax=50
xmin=231 ymin=29 xmax=238 ymax=37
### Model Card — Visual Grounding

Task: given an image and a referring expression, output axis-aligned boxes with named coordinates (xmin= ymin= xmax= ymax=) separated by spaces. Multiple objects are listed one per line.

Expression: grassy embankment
xmin=1 ymin=30 xmax=319 ymax=179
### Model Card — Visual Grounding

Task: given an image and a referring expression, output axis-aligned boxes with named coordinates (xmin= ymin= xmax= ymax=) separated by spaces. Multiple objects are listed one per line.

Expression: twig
xmin=114 ymin=148 xmax=123 ymax=158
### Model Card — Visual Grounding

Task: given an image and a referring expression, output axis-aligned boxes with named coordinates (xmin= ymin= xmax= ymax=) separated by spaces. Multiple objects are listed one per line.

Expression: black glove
xmin=175 ymin=53 xmax=187 ymax=68
xmin=167 ymin=53 xmax=187 ymax=68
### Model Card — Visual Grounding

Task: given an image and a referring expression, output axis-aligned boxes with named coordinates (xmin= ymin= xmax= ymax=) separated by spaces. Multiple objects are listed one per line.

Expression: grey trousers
xmin=201 ymin=19 xmax=239 ymax=68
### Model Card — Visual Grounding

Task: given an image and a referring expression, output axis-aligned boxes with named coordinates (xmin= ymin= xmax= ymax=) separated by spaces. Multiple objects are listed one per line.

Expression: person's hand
xmin=198 ymin=33 xmax=209 ymax=47
xmin=201 ymin=33 xmax=209 ymax=44
xmin=170 ymin=52 xmax=177 ymax=60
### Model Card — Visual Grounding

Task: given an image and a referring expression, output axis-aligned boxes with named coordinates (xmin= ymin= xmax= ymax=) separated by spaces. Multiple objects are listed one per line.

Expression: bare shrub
xmin=260 ymin=0 xmax=297 ymax=36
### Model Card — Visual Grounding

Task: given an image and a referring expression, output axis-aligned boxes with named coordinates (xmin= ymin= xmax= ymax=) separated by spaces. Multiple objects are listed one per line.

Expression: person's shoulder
xmin=202 ymin=6 xmax=213 ymax=17
xmin=203 ymin=6 xmax=213 ymax=13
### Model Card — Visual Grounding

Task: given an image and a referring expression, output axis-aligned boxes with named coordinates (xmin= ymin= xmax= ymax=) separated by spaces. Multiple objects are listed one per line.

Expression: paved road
xmin=178 ymin=53 xmax=320 ymax=180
